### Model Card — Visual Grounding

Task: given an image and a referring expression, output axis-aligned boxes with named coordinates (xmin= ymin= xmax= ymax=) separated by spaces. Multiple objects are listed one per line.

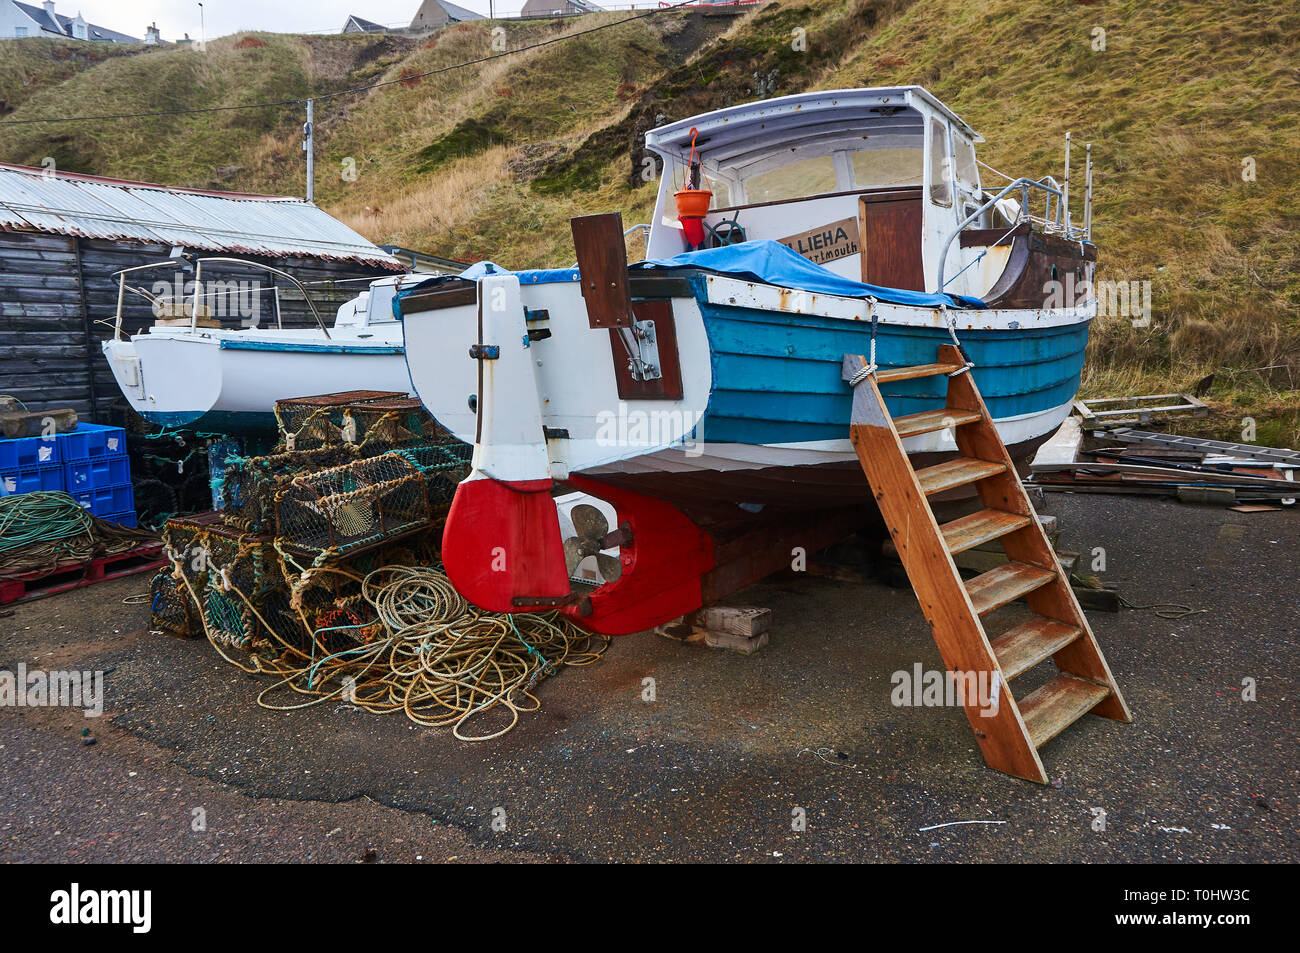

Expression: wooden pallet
xmin=844 ymin=344 xmax=1130 ymax=783
xmin=0 ymin=543 xmax=165 ymax=606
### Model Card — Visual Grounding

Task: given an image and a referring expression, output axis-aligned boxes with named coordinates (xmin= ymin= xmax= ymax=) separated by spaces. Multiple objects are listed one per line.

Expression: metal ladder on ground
xmin=844 ymin=344 xmax=1130 ymax=783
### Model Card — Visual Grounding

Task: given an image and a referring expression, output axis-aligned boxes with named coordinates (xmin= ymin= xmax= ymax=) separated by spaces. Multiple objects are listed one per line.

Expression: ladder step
xmin=939 ymin=508 xmax=1032 ymax=554
xmin=915 ymin=457 xmax=1007 ymax=495
xmin=990 ymin=618 xmax=1081 ymax=679
xmin=965 ymin=561 xmax=1056 ymax=615
xmin=1018 ymin=674 xmax=1112 ymax=748
xmin=874 ymin=362 xmax=964 ymax=384
xmin=893 ymin=408 xmax=983 ymax=439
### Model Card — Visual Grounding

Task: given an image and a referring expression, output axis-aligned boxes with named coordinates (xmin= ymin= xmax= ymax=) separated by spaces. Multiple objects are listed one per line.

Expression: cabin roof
xmin=0 ymin=163 xmax=402 ymax=269
xmin=645 ymin=87 xmax=982 ymax=166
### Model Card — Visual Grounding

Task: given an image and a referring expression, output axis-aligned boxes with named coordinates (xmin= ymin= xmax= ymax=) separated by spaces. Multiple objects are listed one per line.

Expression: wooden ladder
xmin=844 ymin=344 xmax=1130 ymax=783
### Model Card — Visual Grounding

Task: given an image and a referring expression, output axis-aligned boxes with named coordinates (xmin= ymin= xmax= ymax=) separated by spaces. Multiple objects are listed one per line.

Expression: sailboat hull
xmin=103 ymin=330 xmax=413 ymax=434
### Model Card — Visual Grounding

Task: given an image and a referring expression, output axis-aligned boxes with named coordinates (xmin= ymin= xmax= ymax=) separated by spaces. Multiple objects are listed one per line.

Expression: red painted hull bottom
xmin=441 ymin=472 xmax=872 ymax=636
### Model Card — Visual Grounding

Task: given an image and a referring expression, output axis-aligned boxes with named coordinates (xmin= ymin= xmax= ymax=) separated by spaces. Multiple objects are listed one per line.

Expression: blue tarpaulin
xmin=632 ymin=240 xmax=986 ymax=309
xmin=394 ymin=240 xmax=985 ymax=318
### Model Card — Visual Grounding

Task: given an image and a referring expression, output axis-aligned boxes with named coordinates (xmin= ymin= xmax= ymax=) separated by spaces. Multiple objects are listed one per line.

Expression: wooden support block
xmin=691 ymin=605 xmax=771 ymax=637
xmin=1072 ymin=585 xmax=1121 ymax=612
xmin=656 ymin=607 xmax=772 ymax=653
xmin=704 ymin=628 xmax=769 ymax=654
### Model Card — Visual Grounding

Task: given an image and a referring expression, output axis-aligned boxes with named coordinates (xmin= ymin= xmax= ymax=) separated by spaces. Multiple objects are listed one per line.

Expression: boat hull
xmin=400 ymin=267 xmax=1090 ymax=631
xmin=399 ymin=270 xmax=1089 ymax=502
xmin=103 ymin=331 xmax=413 ymax=435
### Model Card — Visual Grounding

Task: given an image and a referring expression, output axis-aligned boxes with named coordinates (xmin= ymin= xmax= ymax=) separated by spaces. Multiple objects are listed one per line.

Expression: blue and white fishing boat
xmin=396 ymin=87 xmax=1097 ymax=633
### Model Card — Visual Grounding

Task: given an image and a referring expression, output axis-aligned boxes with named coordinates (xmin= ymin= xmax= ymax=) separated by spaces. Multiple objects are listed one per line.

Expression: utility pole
xmin=303 ymin=99 xmax=315 ymax=202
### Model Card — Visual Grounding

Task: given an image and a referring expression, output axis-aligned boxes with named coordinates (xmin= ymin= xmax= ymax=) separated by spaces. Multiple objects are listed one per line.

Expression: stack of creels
xmin=273 ymin=453 xmax=433 ymax=561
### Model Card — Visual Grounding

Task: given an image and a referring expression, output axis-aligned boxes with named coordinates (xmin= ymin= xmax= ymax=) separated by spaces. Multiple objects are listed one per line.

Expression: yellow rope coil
xmin=174 ymin=555 xmax=607 ymax=741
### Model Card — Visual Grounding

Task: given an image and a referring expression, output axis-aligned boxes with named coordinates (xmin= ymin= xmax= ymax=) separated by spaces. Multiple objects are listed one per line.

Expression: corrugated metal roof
xmin=0 ymin=163 xmax=403 ymax=269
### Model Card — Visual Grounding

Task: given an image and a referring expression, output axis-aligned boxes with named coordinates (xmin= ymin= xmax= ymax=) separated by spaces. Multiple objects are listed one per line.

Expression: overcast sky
xmin=62 ymin=1 xmax=505 ymax=41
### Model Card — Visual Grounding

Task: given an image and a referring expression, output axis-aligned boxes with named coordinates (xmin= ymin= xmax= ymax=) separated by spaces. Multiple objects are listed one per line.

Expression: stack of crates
xmin=0 ymin=423 xmax=137 ymax=527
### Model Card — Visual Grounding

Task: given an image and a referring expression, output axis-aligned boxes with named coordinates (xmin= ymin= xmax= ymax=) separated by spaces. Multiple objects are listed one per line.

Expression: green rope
xmin=0 ymin=492 xmax=94 ymax=555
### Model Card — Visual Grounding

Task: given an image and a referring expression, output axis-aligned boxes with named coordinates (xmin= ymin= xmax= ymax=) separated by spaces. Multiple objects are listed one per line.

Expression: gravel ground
xmin=0 ymin=494 xmax=1295 ymax=863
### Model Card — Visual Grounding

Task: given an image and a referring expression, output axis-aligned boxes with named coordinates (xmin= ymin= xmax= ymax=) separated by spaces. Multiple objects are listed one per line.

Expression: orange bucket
xmin=674 ymin=188 xmax=712 ymax=219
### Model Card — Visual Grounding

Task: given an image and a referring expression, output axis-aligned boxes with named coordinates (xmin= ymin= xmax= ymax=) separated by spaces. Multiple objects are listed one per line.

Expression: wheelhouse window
xmin=703 ymin=173 xmax=730 ymax=209
xmin=850 ymin=146 xmax=923 ymax=190
xmin=672 ymin=162 xmax=732 ymax=210
xmin=954 ymin=136 xmax=979 ymax=192
xmin=743 ymin=154 xmax=838 ymax=204
xmin=927 ymin=119 xmax=952 ymax=207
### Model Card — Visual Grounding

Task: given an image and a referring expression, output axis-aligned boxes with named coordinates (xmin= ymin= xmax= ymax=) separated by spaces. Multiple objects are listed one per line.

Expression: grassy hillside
xmin=0 ymin=0 xmax=1295 ymax=445
xmin=0 ymin=36 xmax=144 ymax=117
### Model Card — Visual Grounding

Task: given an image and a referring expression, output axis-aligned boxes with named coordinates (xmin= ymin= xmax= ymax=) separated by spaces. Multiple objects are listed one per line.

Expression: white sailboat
xmin=102 ymin=259 xmax=420 ymax=433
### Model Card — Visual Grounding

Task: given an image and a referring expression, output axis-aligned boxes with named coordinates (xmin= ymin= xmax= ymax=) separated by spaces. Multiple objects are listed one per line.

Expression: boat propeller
xmin=563 ymin=503 xmax=624 ymax=583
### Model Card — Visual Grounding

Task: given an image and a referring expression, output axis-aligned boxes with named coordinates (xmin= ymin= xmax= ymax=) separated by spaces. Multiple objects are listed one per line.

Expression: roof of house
xmin=520 ymin=0 xmax=603 ymax=12
xmin=12 ymin=2 xmax=140 ymax=42
xmin=424 ymin=0 xmax=484 ymax=22
xmin=0 ymin=164 xmax=402 ymax=269
xmin=343 ymin=14 xmax=388 ymax=33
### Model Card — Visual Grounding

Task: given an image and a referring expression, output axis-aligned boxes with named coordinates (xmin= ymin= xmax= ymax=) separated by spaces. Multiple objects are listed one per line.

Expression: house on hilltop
xmin=342 ymin=15 xmax=389 ymax=34
xmin=0 ymin=1 xmax=138 ymax=41
xmin=409 ymin=0 xmax=484 ymax=32
xmin=519 ymin=0 xmax=602 ymax=17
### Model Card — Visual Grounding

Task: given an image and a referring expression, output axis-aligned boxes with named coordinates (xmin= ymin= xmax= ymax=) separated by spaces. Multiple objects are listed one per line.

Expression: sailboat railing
xmin=110 ymin=257 xmax=330 ymax=340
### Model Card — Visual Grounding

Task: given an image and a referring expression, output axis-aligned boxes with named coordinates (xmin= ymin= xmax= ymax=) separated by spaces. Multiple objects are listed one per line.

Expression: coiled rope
xmin=0 ymin=491 xmax=93 ymax=555
xmin=173 ymin=556 xmax=607 ymax=741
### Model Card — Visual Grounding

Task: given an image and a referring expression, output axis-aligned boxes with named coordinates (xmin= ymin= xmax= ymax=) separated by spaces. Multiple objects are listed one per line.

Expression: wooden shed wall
xmin=0 ymin=230 xmax=399 ymax=422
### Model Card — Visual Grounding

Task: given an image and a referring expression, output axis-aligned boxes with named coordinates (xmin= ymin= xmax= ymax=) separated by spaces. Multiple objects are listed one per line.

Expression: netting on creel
xmin=218 ymin=444 xmax=361 ymax=531
xmin=148 ymin=569 xmax=200 ymax=638
xmin=274 ymin=391 xmax=411 ymax=452
xmin=274 ymin=453 xmax=433 ymax=559
xmin=386 ymin=442 xmax=473 ymax=505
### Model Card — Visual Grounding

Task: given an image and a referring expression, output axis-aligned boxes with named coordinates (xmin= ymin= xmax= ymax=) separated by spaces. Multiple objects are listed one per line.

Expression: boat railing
xmin=936 ymin=176 xmax=1086 ymax=292
xmin=110 ymin=257 xmax=330 ymax=341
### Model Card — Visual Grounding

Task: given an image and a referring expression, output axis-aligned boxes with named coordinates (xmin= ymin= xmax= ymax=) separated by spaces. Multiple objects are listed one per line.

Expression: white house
xmin=0 ymin=1 xmax=139 ymax=42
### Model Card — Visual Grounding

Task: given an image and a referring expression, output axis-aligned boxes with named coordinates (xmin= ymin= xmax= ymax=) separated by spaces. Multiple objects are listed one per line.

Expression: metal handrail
xmin=935 ymin=176 xmax=1071 ymax=292
xmin=111 ymin=260 xmax=188 ymax=340
xmin=109 ymin=257 xmax=329 ymax=340
xmin=192 ymin=258 xmax=329 ymax=339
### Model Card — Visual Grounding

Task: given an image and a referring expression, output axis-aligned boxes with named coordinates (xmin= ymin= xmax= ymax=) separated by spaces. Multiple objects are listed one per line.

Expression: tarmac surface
xmin=1 ymin=494 xmax=1295 ymax=863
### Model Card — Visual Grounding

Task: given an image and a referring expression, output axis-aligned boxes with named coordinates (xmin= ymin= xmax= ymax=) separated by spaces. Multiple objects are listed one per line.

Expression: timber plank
xmin=1019 ymin=675 xmax=1112 ymax=748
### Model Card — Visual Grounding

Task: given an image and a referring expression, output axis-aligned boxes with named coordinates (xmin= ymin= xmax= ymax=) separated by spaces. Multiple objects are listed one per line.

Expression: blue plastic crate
xmin=72 ymin=483 xmax=134 ymax=518
xmin=1 ymin=463 xmax=65 ymax=496
xmin=56 ymin=423 xmax=127 ymax=462
xmin=0 ymin=434 xmax=60 ymax=470
xmin=63 ymin=455 xmax=132 ymax=493
xmin=99 ymin=509 xmax=138 ymax=529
